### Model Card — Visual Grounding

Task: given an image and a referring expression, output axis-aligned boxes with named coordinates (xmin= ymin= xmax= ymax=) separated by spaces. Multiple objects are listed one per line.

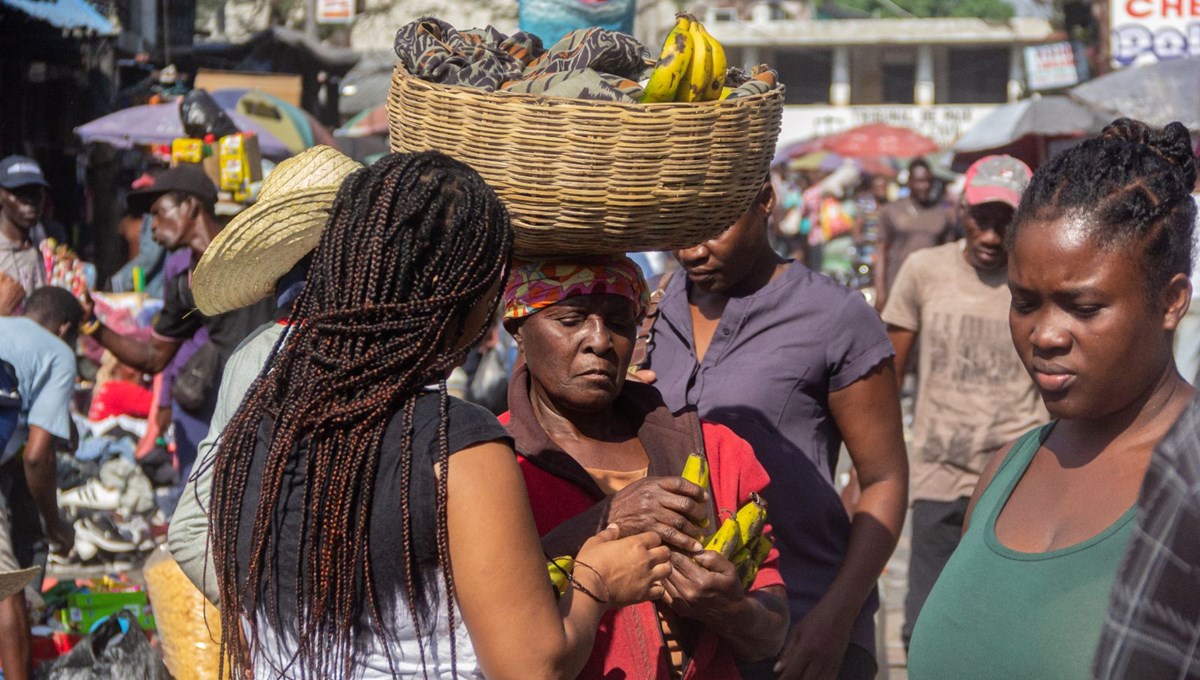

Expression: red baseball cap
xmin=964 ymin=155 xmax=1032 ymax=209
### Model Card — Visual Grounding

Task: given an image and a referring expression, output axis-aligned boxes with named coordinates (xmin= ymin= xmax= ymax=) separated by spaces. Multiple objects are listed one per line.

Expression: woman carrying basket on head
xmin=499 ymin=255 xmax=790 ymax=679
xmin=207 ymin=152 xmax=671 ymax=679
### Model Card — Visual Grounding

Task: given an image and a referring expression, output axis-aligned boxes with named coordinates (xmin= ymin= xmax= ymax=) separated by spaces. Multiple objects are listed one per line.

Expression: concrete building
xmin=704 ymin=3 xmax=1060 ymax=146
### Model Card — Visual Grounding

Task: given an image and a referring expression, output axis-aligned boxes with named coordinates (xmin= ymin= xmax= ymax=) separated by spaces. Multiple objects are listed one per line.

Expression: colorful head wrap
xmin=503 ymin=255 xmax=650 ymax=322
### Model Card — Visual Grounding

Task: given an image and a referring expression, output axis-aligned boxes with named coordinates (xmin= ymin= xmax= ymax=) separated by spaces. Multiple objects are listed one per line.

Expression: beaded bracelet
xmin=80 ymin=318 xmax=101 ymax=336
xmin=568 ymin=560 xmax=611 ymax=606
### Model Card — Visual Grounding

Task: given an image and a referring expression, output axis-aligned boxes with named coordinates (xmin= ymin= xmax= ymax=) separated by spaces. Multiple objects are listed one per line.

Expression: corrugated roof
xmin=2 ymin=0 xmax=115 ymax=35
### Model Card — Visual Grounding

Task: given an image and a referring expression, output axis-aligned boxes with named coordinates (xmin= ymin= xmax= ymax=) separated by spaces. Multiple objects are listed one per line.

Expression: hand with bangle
xmin=570 ymin=524 xmax=672 ymax=609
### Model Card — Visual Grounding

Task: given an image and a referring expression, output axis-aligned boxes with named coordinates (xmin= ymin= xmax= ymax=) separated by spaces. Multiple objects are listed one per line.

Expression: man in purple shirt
xmin=644 ymin=181 xmax=908 ymax=680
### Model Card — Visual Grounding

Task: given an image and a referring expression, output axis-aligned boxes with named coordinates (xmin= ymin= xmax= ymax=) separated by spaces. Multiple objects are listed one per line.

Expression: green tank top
xmin=907 ymin=424 xmax=1136 ymax=680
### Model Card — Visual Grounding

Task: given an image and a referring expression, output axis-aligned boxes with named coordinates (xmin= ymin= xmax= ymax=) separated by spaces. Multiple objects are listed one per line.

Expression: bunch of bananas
xmin=641 ymin=13 xmax=729 ymax=103
xmin=704 ymin=494 xmax=772 ymax=589
xmin=681 ymin=452 xmax=772 ymax=590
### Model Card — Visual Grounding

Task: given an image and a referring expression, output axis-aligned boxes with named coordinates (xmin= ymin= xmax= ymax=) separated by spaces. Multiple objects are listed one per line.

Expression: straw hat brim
xmin=193 ymin=188 xmax=340 ymax=316
xmin=0 ymin=566 xmax=39 ymax=601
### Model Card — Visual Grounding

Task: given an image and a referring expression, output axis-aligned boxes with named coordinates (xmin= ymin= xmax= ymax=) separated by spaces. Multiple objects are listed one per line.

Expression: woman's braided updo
xmin=208 ymin=151 xmax=512 ymax=678
xmin=1010 ymin=118 xmax=1197 ymax=297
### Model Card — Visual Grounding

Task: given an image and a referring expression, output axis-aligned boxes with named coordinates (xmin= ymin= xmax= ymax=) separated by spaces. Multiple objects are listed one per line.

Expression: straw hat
xmin=192 ymin=145 xmax=363 ymax=316
xmin=0 ymin=566 xmax=38 ymax=601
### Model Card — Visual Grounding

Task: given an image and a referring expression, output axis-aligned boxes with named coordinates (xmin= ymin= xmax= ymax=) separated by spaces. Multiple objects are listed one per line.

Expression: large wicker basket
xmin=387 ymin=64 xmax=784 ymax=256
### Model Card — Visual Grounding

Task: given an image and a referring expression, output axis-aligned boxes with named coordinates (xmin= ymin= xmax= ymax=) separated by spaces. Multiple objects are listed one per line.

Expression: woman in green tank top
xmin=908 ymin=118 xmax=1198 ymax=679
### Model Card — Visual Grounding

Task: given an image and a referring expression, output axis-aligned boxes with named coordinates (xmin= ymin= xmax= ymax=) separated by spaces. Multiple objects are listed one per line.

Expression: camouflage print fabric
xmin=394 ymin=19 xmax=651 ymax=102
xmin=504 ymin=68 xmax=643 ymax=101
xmin=394 ymin=17 xmax=545 ymax=92
xmin=523 ymin=27 xmax=651 ymax=82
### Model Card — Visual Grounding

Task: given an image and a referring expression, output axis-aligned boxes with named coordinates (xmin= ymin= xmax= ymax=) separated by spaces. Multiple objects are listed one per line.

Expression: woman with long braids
xmin=907 ymin=119 xmax=1197 ymax=678
xmin=207 ymin=151 xmax=672 ymax=679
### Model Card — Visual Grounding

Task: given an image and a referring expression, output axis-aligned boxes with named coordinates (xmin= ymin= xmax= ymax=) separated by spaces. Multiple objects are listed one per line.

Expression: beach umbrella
xmin=773 ymin=137 xmax=825 ymax=166
xmin=336 ymin=102 xmax=389 ymax=139
xmin=819 ymin=123 xmax=940 ymax=159
xmin=1069 ymin=57 xmax=1200 ymax=130
xmin=951 ymin=95 xmax=1108 ymax=171
xmin=788 ymin=151 xmax=835 ymax=172
xmin=209 ymin=89 xmax=339 ymax=153
xmin=75 ymin=101 xmax=291 ymax=158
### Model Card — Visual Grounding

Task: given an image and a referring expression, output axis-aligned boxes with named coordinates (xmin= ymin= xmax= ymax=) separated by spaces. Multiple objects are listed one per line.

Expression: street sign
xmin=317 ymin=0 xmax=356 ymax=25
xmin=1024 ymin=42 xmax=1081 ymax=90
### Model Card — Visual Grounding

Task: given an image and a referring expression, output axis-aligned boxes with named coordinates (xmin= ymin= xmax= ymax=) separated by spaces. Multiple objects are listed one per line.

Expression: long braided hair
xmin=208 ymin=151 xmax=513 ymax=678
xmin=1010 ymin=118 xmax=1197 ymax=298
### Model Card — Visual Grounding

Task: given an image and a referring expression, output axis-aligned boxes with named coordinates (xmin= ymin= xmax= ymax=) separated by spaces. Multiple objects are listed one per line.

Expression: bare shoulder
xmin=963 ymin=438 xmax=1019 ymax=534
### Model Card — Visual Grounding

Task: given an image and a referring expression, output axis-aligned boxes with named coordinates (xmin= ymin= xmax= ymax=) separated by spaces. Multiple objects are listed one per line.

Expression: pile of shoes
xmin=54 ymin=416 xmax=165 ymax=570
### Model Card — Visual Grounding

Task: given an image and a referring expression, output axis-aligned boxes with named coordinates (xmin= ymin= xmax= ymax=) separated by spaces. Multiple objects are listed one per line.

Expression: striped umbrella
xmin=336 ymin=102 xmax=388 ymax=139
xmin=210 ymin=89 xmax=339 ymax=153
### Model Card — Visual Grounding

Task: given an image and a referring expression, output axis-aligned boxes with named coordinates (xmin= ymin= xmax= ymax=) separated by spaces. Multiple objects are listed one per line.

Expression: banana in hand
xmin=704 ymin=517 xmax=743 ymax=560
xmin=548 ymin=555 xmax=575 ymax=598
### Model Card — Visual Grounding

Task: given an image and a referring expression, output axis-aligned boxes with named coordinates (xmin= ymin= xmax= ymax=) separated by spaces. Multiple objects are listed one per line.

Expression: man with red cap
xmin=881 ymin=155 xmax=1049 ymax=648
xmin=81 ymin=166 xmax=275 ymax=494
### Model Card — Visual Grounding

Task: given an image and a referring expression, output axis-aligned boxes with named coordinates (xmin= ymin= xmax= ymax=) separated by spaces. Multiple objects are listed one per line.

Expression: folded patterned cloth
xmin=524 ymin=27 xmax=650 ymax=82
xmin=394 ymin=17 xmax=545 ymax=91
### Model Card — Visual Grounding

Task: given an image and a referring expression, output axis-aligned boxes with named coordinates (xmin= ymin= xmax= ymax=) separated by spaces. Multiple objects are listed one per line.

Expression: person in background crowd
xmin=854 ymin=175 xmax=891 ymax=245
xmin=907 ymin=119 xmax=1197 ymax=679
xmin=207 ymin=152 xmax=670 ymax=678
xmin=874 ymin=159 xmax=956 ymax=312
xmin=169 ymin=145 xmax=361 ymax=603
xmin=0 ymin=156 xmax=51 ymax=307
xmin=881 ymin=155 xmax=1048 ymax=648
xmin=81 ymin=165 xmax=275 ymax=494
xmin=1093 ymin=391 xmax=1200 ymax=679
xmin=501 ymin=255 xmax=789 ymax=678
xmin=0 ymin=287 xmax=83 ymax=680
xmin=644 ymin=179 xmax=909 ymax=679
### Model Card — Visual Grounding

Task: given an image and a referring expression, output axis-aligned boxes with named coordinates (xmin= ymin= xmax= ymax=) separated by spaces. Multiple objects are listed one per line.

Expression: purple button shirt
xmin=647 ymin=261 xmax=893 ymax=657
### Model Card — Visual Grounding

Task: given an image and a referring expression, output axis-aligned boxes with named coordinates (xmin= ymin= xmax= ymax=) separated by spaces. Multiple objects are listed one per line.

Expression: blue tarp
xmin=1 ymin=0 xmax=115 ymax=35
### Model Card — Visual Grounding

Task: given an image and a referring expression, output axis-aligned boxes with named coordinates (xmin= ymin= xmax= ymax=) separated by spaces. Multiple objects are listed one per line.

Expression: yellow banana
xmin=641 ymin=14 xmax=694 ymax=103
xmin=678 ymin=21 xmax=712 ymax=102
xmin=681 ymin=451 xmax=711 ymax=530
xmin=719 ymin=86 xmax=733 ymax=100
xmin=704 ymin=517 xmax=743 ymax=559
xmin=733 ymin=493 xmax=768 ymax=547
xmin=696 ymin=23 xmax=727 ymax=101
xmin=681 ymin=452 xmax=709 ymax=489
xmin=749 ymin=534 xmax=773 ymax=567
xmin=547 ymin=556 xmax=575 ymax=598
xmin=730 ymin=545 xmax=752 ymax=567
xmin=738 ymin=561 xmax=759 ymax=591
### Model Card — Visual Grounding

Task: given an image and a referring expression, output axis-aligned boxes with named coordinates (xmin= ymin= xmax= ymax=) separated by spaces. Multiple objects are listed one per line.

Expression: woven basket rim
xmin=392 ymin=63 xmax=785 ymax=111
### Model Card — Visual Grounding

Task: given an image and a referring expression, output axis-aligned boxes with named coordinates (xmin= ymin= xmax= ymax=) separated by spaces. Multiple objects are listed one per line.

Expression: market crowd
xmin=0 ymin=116 xmax=1198 ymax=680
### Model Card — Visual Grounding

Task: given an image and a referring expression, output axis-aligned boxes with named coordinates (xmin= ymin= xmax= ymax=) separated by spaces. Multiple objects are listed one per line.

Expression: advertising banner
xmin=1110 ymin=0 xmax=1200 ymax=66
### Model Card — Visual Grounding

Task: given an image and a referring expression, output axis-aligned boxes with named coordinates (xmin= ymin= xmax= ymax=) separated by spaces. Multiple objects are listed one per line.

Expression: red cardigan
xmin=501 ymin=368 xmax=783 ymax=680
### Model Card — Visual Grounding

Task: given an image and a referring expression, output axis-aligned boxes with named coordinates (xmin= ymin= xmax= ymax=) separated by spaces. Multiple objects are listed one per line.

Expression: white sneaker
xmin=58 ymin=481 xmax=120 ymax=511
xmin=73 ymin=517 xmax=146 ymax=554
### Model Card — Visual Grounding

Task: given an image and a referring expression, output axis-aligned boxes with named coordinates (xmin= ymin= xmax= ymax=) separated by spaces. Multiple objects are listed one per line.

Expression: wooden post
xmin=1093 ymin=0 xmax=1111 ymax=75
